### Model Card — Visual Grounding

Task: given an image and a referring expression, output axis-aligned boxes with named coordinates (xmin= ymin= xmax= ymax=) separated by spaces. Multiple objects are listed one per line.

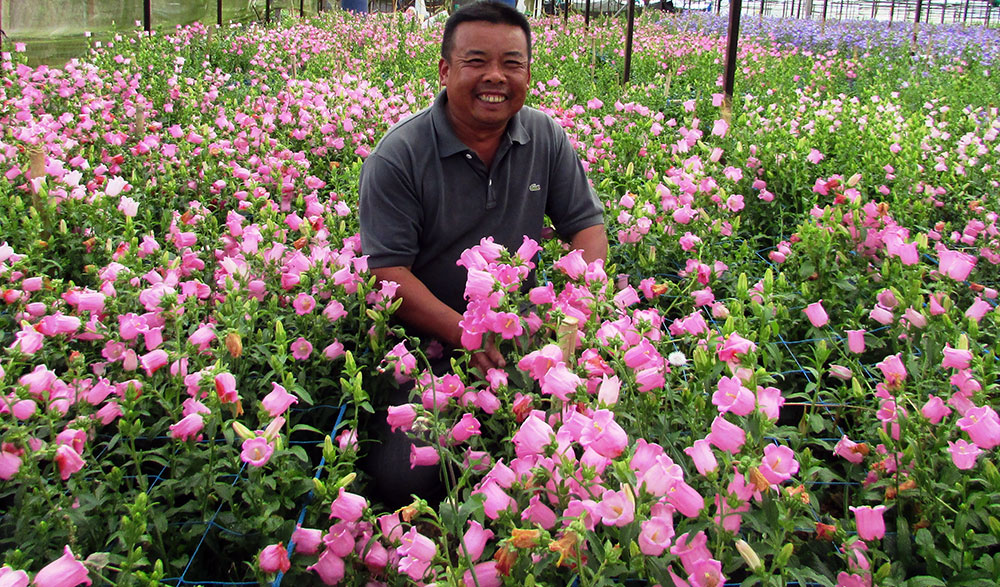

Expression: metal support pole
xmin=961 ymin=0 xmax=969 ymax=23
xmin=563 ymin=0 xmax=569 ymax=24
xmin=144 ymin=0 xmax=152 ymax=32
xmin=218 ymin=0 xmax=223 ymax=25
xmin=888 ymin=0 xmax=895 ymax=23
xmin=585 ymin=0 xmax=591 ymax=28
xmin=267 ymin=0 xmax=272 ymax=22
xmin=821 ymin=0 xmax=828 ymax=32
xmin=301 ymin=0 xmax=305 ymax=17
xmin=759 ymin=0 xmax=765 ymax=16
xmin=912 ymin=0 xmax=922 ymax=47
xmin=871 ymin=0 xmax=878 ymax=19
xmin=722 ymin=0 xmax=743 ymax=123
xmin=624 ymin=0 xmax=636 ymax=84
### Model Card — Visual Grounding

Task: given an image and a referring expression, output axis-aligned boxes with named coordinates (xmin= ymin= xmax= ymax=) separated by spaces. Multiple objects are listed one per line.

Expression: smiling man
xmin=358 ymin=1 xmax=607 ymax=508
xmin=360 ymin=1 xmax=606 ymax=368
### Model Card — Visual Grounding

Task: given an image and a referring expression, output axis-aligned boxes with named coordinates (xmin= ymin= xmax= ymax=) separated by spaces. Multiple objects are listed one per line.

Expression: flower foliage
xmin=1 ymin=8 xmax=999 ymax=587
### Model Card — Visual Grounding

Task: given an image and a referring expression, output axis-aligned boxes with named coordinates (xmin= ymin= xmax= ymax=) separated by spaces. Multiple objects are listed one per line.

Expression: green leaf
xmin=904 ymin=577 xmax=945 ymax=587
xmin=289 ymin=445 xmax=310 ymax=464
xmin=915 ymin=527 xmax=935 ymax=551
xmin=293 ymin=383 xmax=315 ymax=405
xmin=809 ymin=413 xmax=825 ymax=434
xmin=291 ymin=424 xmax=325 ymax=436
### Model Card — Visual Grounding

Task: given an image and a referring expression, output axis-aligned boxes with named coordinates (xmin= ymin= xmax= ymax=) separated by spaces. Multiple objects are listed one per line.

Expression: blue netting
xmin=272 ymin=403 xmax=348 ymax=587
xmin=139 ymin=403 xmax=350 ymax=587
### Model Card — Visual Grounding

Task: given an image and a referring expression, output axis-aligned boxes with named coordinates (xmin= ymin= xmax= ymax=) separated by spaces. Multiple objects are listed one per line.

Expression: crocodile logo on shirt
xmin=528 ymin=183 xmax=541 ymax=192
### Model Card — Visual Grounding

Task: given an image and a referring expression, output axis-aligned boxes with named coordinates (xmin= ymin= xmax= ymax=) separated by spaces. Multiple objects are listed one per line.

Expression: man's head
xmin=441 ymin=2 xmax=532 ymax=63
xmin=439 ymin=2 xmax=532 ymax=137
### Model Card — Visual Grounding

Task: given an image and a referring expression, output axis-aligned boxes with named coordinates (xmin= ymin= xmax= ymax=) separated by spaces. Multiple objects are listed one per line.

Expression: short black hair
xmin=441 ymin=1 xmax=532 ymax=62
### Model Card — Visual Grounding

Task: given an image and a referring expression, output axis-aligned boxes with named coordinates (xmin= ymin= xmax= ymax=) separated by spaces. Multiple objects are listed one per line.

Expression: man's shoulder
xmin=371 ymin=107 xmax=435 ymax=157
xmin=517 ymin=105 xmax=562 ymax=133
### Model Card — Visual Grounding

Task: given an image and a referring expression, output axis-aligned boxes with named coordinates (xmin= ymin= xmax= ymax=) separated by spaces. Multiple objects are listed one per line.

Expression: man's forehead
xmin=452 ymin=22 xmax=528 ymax=49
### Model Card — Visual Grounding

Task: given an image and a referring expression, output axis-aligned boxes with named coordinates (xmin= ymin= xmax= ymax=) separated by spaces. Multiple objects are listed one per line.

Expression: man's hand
xmin=470 ymin=335 xmax=506 ymax=375
xmin=372 ymin=266 xmax=506 ymax=377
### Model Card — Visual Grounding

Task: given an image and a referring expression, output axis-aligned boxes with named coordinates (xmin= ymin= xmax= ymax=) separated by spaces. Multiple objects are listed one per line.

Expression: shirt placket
xmin=486 ymin=137 xmax=513 ymax=211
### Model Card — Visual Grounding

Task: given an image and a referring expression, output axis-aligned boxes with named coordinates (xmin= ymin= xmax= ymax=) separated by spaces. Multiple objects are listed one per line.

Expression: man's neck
xmin=445 ymin=107 xmax=508 ymax=168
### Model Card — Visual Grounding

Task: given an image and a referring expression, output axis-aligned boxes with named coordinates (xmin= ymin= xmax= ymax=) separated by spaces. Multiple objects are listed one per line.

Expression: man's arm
xmin=372 ymin=265 xmax=506 ymax=372
xmin=570 ymin=223 xmax=609 ymax=266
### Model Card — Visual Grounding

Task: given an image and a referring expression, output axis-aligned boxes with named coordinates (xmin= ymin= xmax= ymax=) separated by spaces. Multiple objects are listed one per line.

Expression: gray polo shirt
xmin=359 ymin=91 xmax=604 ymax=314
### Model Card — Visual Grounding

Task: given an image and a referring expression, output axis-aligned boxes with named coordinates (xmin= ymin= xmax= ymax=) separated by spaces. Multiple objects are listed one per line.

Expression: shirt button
xmin=465 ymin=153 xmax=472 ymax=159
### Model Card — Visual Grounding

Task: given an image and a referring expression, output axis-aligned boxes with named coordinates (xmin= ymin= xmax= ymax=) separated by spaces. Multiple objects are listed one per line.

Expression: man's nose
xmin=482 ymin=60 xmax=505 ymax=82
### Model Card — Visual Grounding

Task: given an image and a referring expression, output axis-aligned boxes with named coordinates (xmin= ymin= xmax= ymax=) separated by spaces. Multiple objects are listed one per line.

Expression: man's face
xmin=439 ymin=21 xmax=530 ymax=136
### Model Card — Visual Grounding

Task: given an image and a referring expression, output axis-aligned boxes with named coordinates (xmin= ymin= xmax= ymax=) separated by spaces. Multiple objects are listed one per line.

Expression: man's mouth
xmin=478 ymin=93 xmax=507 ymax=104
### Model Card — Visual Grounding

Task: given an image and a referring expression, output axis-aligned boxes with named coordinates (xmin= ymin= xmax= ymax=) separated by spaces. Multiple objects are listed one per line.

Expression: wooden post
xmin=267 ymin=0 xmax=272 ymax=22
xmin=301 ymin=0 xmax=305 ymax=17
xmin=624 ymin=0 xmax=636 ymax=84
xmin=218 ymin=0 xmax=223 ymax=25
xmin=585 ymin=0 xmax=591 ymax=28
xmin=722 ymin=0 xmax=743 ymax=124
xmin=563 ymin=0 xmax=569 ymax=25
xmin=144 ymin=0 xmax=152 ymax=32
xmin=556 ymin=316 xmax=579 ymax=362
xmin=29 ymin=146 xmax=47 ymax=215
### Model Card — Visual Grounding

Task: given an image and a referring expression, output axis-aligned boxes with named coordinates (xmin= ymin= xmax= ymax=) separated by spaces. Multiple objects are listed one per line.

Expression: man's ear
xmin=438 ymin=57 xmax=449 ymax=87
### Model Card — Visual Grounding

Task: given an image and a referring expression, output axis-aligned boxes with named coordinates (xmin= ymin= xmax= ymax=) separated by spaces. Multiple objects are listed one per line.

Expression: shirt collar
xmin=430 ymin=90 xmax=530 ymax=158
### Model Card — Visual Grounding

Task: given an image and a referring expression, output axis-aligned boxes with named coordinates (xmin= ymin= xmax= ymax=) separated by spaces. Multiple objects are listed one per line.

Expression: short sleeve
xmin=542 ymin=117 xmax=605 ymax=240
xmin=358 ymin=152 xmax=423 ymax=269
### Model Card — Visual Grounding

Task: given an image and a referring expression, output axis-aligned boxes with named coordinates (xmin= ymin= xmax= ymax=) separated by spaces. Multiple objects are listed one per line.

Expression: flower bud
xmin=225 ymin=332 xmax=243 ymax=358
xmin=263 ymin=416 xmax=285 ymax=442
xmin=776 ymin=542 xmax=795 ymax=567
xmin=312 ymin=477 xmax=328 ymax=500
xmin=335 ymin=472 xmax=357 ymax=490
xmin=735 ymin=539 xmax=762 ymax=572
xmin=829 ymin=364 xmax=853 ymax=381
xmin=232 ymin=421 xmax=255 ymax=441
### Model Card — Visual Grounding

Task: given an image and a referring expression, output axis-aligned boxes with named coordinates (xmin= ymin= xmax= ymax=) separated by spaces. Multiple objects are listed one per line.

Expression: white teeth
xmin=479 ymin=94 xmax=505 ymax=103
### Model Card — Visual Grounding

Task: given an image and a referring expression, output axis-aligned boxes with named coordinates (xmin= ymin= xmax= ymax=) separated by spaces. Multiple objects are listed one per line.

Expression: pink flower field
xmin=1 ymin=9 xmax=999 ymax=587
